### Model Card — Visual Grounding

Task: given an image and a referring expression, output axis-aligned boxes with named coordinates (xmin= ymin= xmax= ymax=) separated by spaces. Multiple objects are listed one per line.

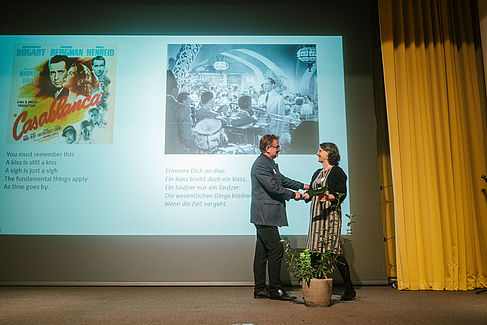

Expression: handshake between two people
xmin=294 ymin=184 xmax=335 ymax=202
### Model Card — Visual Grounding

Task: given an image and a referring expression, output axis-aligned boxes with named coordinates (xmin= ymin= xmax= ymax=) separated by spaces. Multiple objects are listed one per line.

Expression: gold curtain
xmin=375 ymin=78 xmax=397 ymax=283
xmin=378 ymin=0 xmax=487 ymax=290
xmin=372 ymin=5 xmax=397 ymax=282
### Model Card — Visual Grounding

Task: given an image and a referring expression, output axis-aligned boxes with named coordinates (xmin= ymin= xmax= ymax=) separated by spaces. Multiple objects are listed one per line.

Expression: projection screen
xmin=0 ymin=35 xmax=350 ymax=236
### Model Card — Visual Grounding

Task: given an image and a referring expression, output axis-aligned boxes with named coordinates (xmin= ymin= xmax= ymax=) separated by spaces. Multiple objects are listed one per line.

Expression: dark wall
xmin=0 ymin=0 xmax=387 ymax=285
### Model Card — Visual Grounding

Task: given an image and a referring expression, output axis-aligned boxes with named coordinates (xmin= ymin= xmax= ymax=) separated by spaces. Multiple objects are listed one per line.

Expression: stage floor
xmin=1 ymin=285 xmax=486 ymax=324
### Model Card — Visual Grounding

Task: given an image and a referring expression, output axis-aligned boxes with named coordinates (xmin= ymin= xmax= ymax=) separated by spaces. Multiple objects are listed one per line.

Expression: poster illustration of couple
xmin=6 ymin=44 xmax=116 ymax=144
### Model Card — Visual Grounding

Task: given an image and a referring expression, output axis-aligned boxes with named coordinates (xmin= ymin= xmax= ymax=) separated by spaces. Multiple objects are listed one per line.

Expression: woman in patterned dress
xmin=302 ymin=142 xmax=356 ymax=301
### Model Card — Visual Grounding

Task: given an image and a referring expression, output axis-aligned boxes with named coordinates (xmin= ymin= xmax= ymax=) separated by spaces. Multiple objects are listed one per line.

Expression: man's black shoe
xmin=269 ymin=289 xmax=296 ymax=301
xmin=254 ymin=290 xmax=270 ymax=299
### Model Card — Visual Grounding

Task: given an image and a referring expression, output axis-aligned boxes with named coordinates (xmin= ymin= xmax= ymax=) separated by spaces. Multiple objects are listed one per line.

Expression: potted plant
xmin=282 ymin=241 xmax=336 ymax=307
xmin=282 ymin=208 xmax=355 ymax=307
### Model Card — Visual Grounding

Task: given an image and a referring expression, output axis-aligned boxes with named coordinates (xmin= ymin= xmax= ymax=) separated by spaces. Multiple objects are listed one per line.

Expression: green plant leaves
xmin=281 ymin=240 xmax=337 ymax=283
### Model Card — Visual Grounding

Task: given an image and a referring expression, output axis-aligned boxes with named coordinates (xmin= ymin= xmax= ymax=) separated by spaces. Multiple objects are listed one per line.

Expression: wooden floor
xmin=1 ymin=285 xmax=486 ymax=324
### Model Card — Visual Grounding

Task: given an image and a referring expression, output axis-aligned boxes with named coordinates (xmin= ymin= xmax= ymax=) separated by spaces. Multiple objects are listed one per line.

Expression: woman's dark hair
xmin=67 ymin=62 xmax=98 ymax=97
xmin=320 ymin=142 xmax=340 ymax=165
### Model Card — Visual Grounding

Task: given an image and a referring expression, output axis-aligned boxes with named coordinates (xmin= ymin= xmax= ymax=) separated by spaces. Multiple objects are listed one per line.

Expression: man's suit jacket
xmin=165 ymin=95 xmax=197 ymax=153
xmin=250 ymin=153 xmax=304 ymax=226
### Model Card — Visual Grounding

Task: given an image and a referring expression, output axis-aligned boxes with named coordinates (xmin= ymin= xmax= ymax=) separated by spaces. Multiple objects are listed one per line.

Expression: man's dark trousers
xmin=253 ymin=224 xmax=283 ymax=294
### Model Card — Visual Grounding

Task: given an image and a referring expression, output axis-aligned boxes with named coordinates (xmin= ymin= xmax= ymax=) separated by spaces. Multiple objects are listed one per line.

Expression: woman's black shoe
xmin=340 ymin=289 xmax=356 ymax=301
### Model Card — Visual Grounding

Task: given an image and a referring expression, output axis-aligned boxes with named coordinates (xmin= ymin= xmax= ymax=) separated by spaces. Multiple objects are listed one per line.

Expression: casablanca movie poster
xmin=6 ymin=44 xmax=116 ymax=144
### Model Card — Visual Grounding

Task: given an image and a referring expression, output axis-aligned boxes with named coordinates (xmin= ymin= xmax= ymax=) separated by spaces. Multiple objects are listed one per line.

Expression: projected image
xmin=6 ymin=44 xmax=116 ymax=144
xmin=165 ymin=44 xmax=319 ymax=154
xmin=0 ymin=35 xmax=347 ymax=235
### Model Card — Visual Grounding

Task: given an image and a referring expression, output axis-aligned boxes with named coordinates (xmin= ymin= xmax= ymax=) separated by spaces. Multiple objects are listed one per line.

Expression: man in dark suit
xmin=251 ymin=134 xmax=309 ymax=300
xmin=48 ymin=55 xmax=70 ymax=99
xmin=165 ymin=71 xmax=197 ymax=154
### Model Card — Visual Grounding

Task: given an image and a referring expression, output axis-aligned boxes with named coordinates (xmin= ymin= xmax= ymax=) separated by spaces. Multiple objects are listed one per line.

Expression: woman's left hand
xmin=319 ymin=193 xmax=335 ymax=202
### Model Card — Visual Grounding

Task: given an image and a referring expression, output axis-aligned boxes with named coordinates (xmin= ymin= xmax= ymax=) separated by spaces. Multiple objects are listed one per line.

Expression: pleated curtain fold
xmin=378 ymin=0 xmax=487 ymax=290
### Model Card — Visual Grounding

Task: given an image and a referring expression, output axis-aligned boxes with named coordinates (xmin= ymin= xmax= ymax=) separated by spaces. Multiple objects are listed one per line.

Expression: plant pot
xmin=302 ymin=278 xmax=333 ymax=307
